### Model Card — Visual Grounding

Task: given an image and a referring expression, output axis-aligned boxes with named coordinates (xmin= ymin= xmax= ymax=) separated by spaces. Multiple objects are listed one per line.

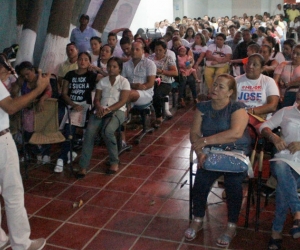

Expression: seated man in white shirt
xmin=122 ymin=42 xmax=156 ymax=106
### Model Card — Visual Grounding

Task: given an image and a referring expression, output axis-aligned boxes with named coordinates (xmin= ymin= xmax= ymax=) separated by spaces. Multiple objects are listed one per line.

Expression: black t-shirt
xmin=64 ymin=70 xmax=97 ymax=104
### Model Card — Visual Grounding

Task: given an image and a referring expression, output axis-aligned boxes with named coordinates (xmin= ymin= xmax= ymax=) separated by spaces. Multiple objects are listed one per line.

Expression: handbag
xmin=203 ymin=147 xmax=253 ymax=177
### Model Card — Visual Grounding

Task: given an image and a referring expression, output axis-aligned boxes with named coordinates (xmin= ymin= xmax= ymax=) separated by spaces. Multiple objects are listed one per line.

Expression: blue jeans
xmin=192 ymin=168 xmax=247 ymax=223
xmin=271 ymin=160 xmax=300 ymax=232
xmin=79 ymin=111 xmax=125 ymax=169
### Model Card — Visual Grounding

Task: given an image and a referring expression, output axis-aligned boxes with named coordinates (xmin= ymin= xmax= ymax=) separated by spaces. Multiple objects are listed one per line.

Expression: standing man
xmin=286 ymin=4 xmax=300 ymax=23
xmin=57 ymin=42 xmax=79 ymax=91
xmin=232 ymin=29 xmax=255 ymax=75
xmin=0 ymin=67 xmax=49 ymax=250
xmin=122 ymin=42 xmax=156 ymax=106
xmin=70 ymin=14 xmax=97 ymax=53
xmin=273 ymin=3 xmax=285 ymax=16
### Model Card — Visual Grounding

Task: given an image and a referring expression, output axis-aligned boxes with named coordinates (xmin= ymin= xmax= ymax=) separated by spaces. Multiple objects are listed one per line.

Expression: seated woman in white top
xmin=259 ymin=87 xmax=300 ymax=250
xmin=235 ymin=53 xmax=279 ymax=124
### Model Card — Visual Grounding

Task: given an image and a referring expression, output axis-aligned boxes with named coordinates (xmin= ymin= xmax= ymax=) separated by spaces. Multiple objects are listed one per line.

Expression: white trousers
xmin=0 ymin=133 xmax=31 ymax=250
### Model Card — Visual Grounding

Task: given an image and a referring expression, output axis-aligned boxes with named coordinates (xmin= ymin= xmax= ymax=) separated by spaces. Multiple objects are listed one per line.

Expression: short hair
xmin=108 ymin=32 xmax=117 ymax=39
xmin=215 ymin=32 xmax=226 ymax=41
xmin=248 ymin=53 xmax=265 ymax=67
xmin=228 ymin=24 xmax=237 ymax=29
xmin=66 ymin=42 xmax=77 ymax=49
xmin=283 ymin=38 xmax=297 ymax=49
xmin=206 ymin=27 xmax=213 ymax=33
xmin=107 ymin=57 xmax=123 ymax=72
xmin=242 ymin=29 xmax=251 ymax=34
xmin=15 ymin=61 xmax=36 ymax=75
xmin=251 ymin=33 xmax=258 ymax=40
xmin=248 ymin=43 xmax=260 ymax=53
xmin=175 ymin=17 xmax=181 ymax=21
xmin=90 ymin=36 xmax=102 ymax=43
xmin=78 ymin=52 xmax=91 ymax=62
xmin=120 ymin=37 xmax=131 ymax=46
xmin=154 ymin=40 xmax=167 ymax=50
xmin=258 ymin=26 xmax=265 ymax=33
xmin=216 ymin=74 xmax=237 ymax=101
xmin=101 ymin=44 xmax=114 ymax=55
xmin=122 ymin=28 xmax=132 ymax=38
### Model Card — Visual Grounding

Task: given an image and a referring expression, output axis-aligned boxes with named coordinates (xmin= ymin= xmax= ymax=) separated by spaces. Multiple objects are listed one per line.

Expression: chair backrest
xmin=29 ymin=98 xmax=65 ymax=144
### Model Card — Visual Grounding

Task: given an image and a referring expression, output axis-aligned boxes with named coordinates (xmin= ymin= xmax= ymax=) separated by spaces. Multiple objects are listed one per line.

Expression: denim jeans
xmin=271 ymin=160 xmax=300 ymax=232
xmin=79 ymin=110 xmax=125 ymax=169
xmin=192 ymin=168 xmax=247 ymax=223
xmin=178 ymin=75 xmax=197 ymax=101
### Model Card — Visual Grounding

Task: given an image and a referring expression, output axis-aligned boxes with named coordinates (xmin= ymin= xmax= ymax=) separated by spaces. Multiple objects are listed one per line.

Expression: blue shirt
xmin=70 ymin=26 xmax=97 ymax=53
xmin=197 ymin=100 xmax=251 ymax=154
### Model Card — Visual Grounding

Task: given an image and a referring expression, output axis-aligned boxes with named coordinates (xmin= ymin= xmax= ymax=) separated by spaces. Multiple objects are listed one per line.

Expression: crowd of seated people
xmin=3 ymin=5 xmax=300 ymax=249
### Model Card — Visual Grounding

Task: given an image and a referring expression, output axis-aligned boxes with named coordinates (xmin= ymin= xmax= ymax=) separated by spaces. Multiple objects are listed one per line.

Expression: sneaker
xmin=54 ymin=159 xmax=64 ymax=173
xmin=27 ymin=238 xmax=46 ymax=250
xmin=67 ymin=151 xmax=77 ymax=164
xmin=42 ymin=155 xmax=51 ymax=164
xmin=0 ymin=236 xmax=10 ymax=250
xmin=261 ymin=185 xmax=276 ymax=197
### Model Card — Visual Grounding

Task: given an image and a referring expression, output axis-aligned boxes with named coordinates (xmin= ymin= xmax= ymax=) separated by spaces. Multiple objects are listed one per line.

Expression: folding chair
xmin=26 ymin=98 xmax=74 ymax=175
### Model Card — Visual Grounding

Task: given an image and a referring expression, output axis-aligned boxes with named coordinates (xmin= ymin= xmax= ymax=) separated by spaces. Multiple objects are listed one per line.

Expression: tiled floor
xmin=3 ymin=103 xmax=300 ymax=249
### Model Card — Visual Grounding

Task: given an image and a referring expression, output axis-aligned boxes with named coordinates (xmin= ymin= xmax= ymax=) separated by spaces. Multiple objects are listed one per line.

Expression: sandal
xmin=268 ymin=237 xmax=282 ymax=250
xmin=184 ymin=217 xmax=203 ymax=241
xmin=216 ymin=222 xmax=236 ymax=248
xmin=76 ymin=168 xmax=87 ymax=179
xmin=290 ymin=219 xmax=300 ymax=239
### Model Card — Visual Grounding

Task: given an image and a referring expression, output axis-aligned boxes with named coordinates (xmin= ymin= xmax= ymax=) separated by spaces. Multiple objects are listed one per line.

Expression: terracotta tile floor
xmin=3 ymin=103 xmax=300 ymax=250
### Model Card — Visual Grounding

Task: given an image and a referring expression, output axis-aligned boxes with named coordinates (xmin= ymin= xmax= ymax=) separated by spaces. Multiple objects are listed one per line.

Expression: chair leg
xmin=134 ymin=108 xmax=154 ymax=144
xmin=255 ymin=151 xmax=264 ymax=232
xmin=244 ymin=177 xmax=255 ymax=228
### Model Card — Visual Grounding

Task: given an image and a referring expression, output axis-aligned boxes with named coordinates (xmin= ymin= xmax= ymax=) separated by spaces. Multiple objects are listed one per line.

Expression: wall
xmin=130 ymin=0 xmax=173 ymax=34
xmin=0 ymin=0 xmax=17 ymax=50
xmin=173 ymin=0 xmax=285 ymax=20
